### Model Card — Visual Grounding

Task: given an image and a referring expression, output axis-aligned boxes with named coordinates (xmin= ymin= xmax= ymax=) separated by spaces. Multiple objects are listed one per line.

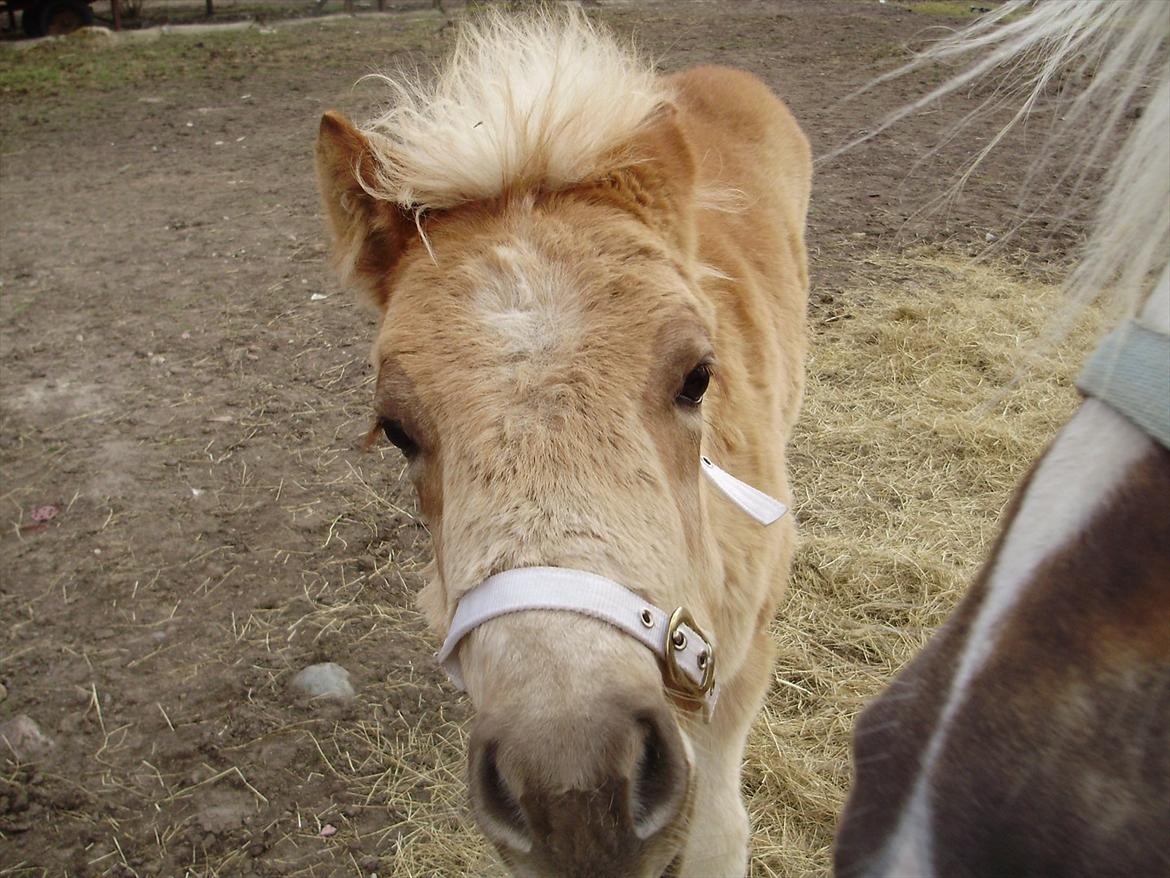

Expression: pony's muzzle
xmin=468 ymin=698 xmax=690 ymax=870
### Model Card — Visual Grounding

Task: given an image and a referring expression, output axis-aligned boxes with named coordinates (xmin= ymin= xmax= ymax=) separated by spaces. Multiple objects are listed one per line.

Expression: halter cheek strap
xmin=700 ymin=455 xmax=787 ymax=525
xmin=436 ymin=458 xmax=788 ymax=720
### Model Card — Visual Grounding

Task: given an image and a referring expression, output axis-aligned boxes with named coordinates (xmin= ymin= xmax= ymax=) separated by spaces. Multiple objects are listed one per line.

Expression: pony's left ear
xmin=582 ymin=103 xmax=698 ymax=257
xmin=315 ymin=110 xmax=415 ymax=311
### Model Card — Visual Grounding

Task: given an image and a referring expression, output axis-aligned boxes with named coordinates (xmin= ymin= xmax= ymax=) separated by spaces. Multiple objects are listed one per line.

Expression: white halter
xmin=436 ymin=457 xmax=788 ymax=720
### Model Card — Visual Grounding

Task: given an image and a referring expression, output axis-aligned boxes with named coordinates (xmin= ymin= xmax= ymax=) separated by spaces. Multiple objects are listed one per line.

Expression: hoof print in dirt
xmin=0 ymin=715 xmax=56 ymax=763
xmin=289 ymin=663 xmax=355 ymax=701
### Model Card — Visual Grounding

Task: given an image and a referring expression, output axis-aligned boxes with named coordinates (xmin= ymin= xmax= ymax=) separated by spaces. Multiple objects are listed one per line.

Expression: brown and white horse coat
xmin=837 ymin=387 xmax=1170 ymax=875
xmin=835 ymin=0 xmax=1170 ymax=863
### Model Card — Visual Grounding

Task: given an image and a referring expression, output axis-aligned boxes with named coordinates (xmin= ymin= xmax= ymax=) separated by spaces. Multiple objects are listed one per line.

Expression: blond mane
xmin=832 ymin=0 xmax=1169 ymax=325
xmin=358 ymin=9 xmax=669 ymax=212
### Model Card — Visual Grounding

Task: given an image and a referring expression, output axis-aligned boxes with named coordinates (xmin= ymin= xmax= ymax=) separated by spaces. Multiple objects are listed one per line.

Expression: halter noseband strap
xmin=436 ymin=458 xmax=788 ymax=720
xmin=437 ymin=568 xmax=720 ymax=711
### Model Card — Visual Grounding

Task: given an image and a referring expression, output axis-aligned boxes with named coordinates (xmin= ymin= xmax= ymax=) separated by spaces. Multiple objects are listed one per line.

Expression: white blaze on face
xmin=474 ymin=242 xmax=584 ymax=369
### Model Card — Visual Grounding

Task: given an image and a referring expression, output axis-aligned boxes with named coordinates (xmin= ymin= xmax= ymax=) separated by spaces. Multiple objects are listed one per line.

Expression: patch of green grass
xmin=0 ymin=16 xmax=439 ymax=100
xmin=0 ymin=56 xmax=65 ymax=94
xmin=838 ymin=0 xmax=1024 ymax=23
xmin=136 ymin=0 xmax=364 ymax=26
xmin=904 ymin=1 xmax=1000 ymax=18
xmin=0 ymin=29 xmax=276 ymax=97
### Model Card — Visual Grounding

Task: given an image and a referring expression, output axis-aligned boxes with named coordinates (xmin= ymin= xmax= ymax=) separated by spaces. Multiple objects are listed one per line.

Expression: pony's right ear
xmin=316 ymin=110 xmax=415 ymax=311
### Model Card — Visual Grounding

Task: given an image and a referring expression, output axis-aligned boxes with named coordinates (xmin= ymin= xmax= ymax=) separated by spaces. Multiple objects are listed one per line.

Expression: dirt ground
xmin=0 ymin=2 xmax=1101 ymax=876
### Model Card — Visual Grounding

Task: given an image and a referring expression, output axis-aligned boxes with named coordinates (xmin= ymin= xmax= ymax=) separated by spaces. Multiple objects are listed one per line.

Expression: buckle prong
xmin=664 ymin=606 xmax=716 ymax=699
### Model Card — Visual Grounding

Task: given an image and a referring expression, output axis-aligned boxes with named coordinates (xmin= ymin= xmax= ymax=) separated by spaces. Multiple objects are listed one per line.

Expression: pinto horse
xmin=314 ymin=10 xmax=809 ymax=876
xmin=836 ymin=2 xmax=1170 ymax=874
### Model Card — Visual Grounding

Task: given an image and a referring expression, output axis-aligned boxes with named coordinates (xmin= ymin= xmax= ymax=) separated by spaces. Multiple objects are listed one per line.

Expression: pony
xmin=834 ymin=2 xmax=1170 ymax=875
xmin=313 ymin=10 xmax=810 ymax=876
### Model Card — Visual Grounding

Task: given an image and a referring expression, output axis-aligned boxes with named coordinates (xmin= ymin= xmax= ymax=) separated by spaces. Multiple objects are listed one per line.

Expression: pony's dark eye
xmin=381 ymin=418 xmax=419 ymax=458
xmin=676 ymin=364 xmax=711 ymax=407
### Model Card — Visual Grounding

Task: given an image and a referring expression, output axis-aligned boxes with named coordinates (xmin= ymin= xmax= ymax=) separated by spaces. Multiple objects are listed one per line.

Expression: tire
xmin=37 ymin=0 xmax=93 ymax=35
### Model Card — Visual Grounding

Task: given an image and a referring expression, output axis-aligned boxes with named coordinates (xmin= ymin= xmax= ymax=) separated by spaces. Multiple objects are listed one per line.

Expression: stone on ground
xmin=0 ymin=714 xmax=55 ymax=761
xmin=289 ymin=663 xmax=354 ymax=700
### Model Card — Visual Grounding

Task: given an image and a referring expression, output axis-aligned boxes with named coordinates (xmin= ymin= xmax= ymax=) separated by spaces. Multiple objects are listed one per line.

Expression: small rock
xmin=290 ymin=663 xmax=354 ymax=700
xmin=319 ymin=823 xmax=337 ymax=837
xmin=0 ymin=715 xmax=55 ymax=762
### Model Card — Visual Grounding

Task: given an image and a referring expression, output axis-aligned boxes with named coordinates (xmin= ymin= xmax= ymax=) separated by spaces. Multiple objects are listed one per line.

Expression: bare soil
xmin=0 ymin=2 xmax=1099 ymax=876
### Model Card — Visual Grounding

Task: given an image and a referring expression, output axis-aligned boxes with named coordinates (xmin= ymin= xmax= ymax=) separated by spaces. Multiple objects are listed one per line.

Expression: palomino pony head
xmin=317 ymin=12 xmax=744 ymax=874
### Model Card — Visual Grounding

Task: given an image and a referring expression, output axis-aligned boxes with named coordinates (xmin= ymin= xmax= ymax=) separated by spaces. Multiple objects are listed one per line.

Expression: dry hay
xmin=268 ymin=248 xmax=1100 ymax=877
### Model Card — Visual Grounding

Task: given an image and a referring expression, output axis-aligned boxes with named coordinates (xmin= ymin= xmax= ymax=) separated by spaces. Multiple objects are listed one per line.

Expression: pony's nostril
xmin=472 ymin=741 xmax=532 ymax=852
xmin=630 ymin=715 xmax=687 ymax=840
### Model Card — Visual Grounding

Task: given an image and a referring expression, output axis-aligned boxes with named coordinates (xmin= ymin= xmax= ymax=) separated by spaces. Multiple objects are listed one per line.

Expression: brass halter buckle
xmin=664 ymin=606 xmax=716 ymax=700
